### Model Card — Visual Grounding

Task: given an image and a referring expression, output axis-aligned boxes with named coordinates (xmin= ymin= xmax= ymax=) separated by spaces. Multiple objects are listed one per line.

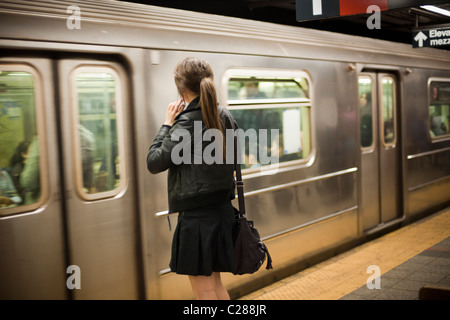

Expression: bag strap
xmin=234 ymin=135 xmax=246 ymax=217
xmin=225 ymin=105 xmax=246 ymax=218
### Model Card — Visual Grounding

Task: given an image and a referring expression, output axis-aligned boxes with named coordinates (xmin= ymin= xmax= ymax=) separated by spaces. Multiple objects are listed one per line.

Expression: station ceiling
xmin=121 ymin=0 xmax=450 ymax=47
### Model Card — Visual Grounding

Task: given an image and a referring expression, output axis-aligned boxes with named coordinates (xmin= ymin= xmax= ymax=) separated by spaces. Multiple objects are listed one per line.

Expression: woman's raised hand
xmin=164 ymin=99 xmax=185 ymax=126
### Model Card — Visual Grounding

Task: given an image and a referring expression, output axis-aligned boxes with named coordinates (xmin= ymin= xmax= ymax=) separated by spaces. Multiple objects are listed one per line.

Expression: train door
xmin=0 ymin=58 xmax=67 ymax=299
xmin=57 ymin=59 xmax=142 ymax=299
xmin=359 ymin=72 xmax=402 ymax=231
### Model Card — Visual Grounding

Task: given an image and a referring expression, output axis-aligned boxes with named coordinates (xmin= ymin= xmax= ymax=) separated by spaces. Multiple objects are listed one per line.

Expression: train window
xmin=358 ymin=76 xmax=374 ymax=148
xmin=380 ymin=76 xmax=396 ymax=146
xmin=226 ymin=73 xmax=312 ymax=170
xmin=72 ymin=67 xmax=126 ymax=200
xmin=228 ymin=78 xmax=309 ymax=104
xmin=0 ymin=68 xmax=43 ymax=214
xmin=429 ymin=79 xmax=450 ymax=140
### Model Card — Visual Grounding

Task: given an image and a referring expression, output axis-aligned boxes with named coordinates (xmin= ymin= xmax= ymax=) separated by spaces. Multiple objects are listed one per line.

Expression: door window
xmin=380 ymin=76 xmax=397 ymax=147
xmin=71 ymin=67 xmax=126 ymax=200
xmin=0 ymin=67 xmax=44 ymax=214
xmin=358 ymin=75 xmax=374 ymax=149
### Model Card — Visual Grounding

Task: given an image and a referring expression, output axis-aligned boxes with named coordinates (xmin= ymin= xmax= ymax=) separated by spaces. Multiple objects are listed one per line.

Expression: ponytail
xmin=200 ymin=77 xmax=226 ymax=158
xmin=200 ymin=77 xmax=222 ymax=132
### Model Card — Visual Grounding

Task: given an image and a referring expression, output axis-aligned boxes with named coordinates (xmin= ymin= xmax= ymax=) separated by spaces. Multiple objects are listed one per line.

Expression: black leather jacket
xmin=147 ymin=97 xmax=237 ymax=213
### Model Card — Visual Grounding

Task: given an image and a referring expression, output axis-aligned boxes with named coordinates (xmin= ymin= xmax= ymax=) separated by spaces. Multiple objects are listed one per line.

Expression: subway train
xmin=0 ymin=0 xmax=449 ymax=300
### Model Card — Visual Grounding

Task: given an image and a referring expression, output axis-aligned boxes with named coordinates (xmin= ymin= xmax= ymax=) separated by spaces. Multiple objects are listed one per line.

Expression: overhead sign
xmin=412 ymin=27 xmax=450 ymax=48
xmin=296 ymin=0 xmax=450 ymax=21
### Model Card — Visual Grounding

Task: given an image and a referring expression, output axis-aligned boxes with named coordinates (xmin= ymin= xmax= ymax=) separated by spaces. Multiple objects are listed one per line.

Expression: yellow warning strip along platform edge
xmin=243 ymin=207 xmax=450 ymax=300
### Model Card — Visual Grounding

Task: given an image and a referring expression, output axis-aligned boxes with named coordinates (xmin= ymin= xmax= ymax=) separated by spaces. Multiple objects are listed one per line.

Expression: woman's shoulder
xmin=171 ymin=108 xmax=202 ymax=131
xmin=218 ymin=105 xmax=238 ymax=130
xmin=178 ymin=107 xmax=202 ymax=121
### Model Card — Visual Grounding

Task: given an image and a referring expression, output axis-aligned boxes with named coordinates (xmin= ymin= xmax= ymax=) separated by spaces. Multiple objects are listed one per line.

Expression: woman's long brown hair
xmin=174 ymin=57 xmax=225 ymax=157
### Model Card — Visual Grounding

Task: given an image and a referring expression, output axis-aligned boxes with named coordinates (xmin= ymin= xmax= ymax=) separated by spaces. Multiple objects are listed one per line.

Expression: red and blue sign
xmin=296 ymin=0 xmax=450 ymax=21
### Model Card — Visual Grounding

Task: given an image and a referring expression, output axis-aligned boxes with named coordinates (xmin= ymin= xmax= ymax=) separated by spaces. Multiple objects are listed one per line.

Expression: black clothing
xmin=147 ymin=97 xmax=237 ymax=213
xmin=169 ymin=200 xmax=236 ymax=276
xmin=147 ymin=97 xmax=238 ymax=276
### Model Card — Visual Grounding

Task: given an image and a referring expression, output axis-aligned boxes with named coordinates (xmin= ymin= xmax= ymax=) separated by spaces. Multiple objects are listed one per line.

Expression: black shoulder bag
xmin=232 ymin=136 xmax=273 ymax=275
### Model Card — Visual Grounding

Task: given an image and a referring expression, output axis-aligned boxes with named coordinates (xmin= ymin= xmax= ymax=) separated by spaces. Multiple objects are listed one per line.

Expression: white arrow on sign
xmin=414 ymin=31 xmax=428 ymax=47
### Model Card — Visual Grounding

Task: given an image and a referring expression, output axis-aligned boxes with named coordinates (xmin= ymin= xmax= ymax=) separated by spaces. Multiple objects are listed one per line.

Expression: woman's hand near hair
xmin=164 ymin=99 xmax=184 ymax=126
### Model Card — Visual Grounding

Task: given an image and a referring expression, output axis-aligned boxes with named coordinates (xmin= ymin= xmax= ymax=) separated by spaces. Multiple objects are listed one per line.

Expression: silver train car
xmin=0 ymin=0 xmax=449 ymax=299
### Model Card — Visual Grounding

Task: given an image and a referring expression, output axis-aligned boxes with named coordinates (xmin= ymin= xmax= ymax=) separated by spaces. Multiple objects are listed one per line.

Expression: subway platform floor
xmin=241 ymin=207 xmax=450 ymax=300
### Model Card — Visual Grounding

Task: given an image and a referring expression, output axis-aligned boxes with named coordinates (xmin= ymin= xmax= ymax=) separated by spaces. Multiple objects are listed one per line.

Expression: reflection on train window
xmin=228 ymin=77 xmax=311 ymax=169
xmin=429 ymin=80 xmax=450 ymax=139
xmin=381 ymin=76 xmax=396 ymax=146
xmin=73 ymin=69 xmax=124 ymax=198
xmin=359 ymin=76 xmax=374 ymax=148
xmin=0 ymin=70 xmax=41 ymax=212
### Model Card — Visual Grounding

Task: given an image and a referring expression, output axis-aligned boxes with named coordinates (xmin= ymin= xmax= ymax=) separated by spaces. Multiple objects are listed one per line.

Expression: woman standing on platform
xmin=147 ymin=57 xmax=237 ymax=300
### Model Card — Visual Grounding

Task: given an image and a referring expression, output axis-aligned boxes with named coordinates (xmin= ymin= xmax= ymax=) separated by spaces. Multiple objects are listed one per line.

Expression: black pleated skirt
xmin=169 ymin=200 xmax=237 ymax=276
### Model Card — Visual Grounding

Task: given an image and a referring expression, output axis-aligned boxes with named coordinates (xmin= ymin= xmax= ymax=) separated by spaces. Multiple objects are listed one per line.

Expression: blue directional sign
xmin=412 ymin=27 xmax=450 ymax=48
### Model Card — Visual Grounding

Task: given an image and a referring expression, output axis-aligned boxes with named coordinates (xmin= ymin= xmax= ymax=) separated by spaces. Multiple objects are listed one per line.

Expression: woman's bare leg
xmin=189 ymin=273 xmax=230 ymax=300
xmin=189 ymin=275 xmax=217 ymax=300
xmin=212 ymin=272 xmax=230 ymax=300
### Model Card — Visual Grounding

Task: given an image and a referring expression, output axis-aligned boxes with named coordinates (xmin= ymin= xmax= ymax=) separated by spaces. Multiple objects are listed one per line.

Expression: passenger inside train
xmin=0 ymin=71 xmax=41 ymax=209
xmin=429 ymin=81 xmax=450 ymax=139
xmin=0 ymin=69 xmax=123 ymax=211
xmin=228 ymin=77 xmax=310 ymax=169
